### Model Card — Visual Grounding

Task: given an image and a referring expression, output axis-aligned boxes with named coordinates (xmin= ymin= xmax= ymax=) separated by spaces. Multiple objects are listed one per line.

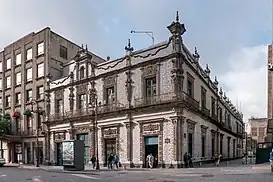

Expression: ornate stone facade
xmin=46 ymin=12 xmax=244 ymax=168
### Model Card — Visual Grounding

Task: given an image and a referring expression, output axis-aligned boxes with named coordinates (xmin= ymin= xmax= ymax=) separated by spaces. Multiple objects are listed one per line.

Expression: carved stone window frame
xmin=201 ymin=125 xmax=208 ymax=157
xmin=186 ymin=72 xmax=195 ymax=98
xmin=76 ymin=83 xmax=88 ymax=109
xmin=186 ymin=119 xmax=196 ymax=156
xmin=54 ymin=89 xmax=64 ymax=114
xmin=100 ymin=124 xmax=121 ymax=165
xmin=140 ymin=64 xmax=160 ymax=98
xmin=138 ymin=118 xmax=164 ymax=167
xmin=102 ymin=75 xmax=117 ymax=105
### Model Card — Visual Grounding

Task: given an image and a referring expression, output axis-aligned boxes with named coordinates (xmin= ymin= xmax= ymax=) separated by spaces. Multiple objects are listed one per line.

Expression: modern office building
xmin=0 ymin=27 xmax=105 ymax=164
xmin=46 ymin=12 xmax=244 ymax=168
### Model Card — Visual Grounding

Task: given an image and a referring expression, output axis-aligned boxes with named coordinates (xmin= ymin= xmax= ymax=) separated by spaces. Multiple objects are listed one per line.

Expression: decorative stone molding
xmin=103 ymin=75 xmax=116 ymax=87
xmin=76 ymin=83 xmax=88 ymax=95
xmin=55 ymin=90 xmax=63 ymax=100
xmin=141 ymin=65 xmax=157 ymax=78
xmin=201 ymin=125 xmax=208 ymax=136
xmin=74 ymin=125 xmax=90 ymax=134
xmin=54 ymin=131 xmax=65 ymax=142
xmin=186 ymin=119 xmax=196 ymax=133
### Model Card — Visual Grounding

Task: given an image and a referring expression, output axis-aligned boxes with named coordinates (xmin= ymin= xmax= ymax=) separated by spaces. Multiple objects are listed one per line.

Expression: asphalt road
xmin=1 ymin=165 xmax=273 ymax=182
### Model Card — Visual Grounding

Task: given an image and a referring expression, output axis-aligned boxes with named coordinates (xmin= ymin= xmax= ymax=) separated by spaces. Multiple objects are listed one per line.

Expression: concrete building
xmin=45 ymin=12 xmax=244 ymax=168
xmin=0 ymin=27 xmax=104 ymax=164
xmin=248 ymin=117 xmax=267 ymax=143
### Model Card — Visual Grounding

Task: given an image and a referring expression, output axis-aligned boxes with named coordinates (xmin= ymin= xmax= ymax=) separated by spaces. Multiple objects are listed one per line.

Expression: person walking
xmin=107 ymin=154 xmax=114 ymax=169
xmin=146 ymin=153 xmax=154 ymax=169
xmin=114 ymin=154 xmax=120 ymax=169
xmin=90 ymin=155 xmax=96 ymax=169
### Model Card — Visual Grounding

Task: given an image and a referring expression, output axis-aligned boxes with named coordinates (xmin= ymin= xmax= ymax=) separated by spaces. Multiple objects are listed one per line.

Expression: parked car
xmin=0 ymin=158 xmax=5 ymax=167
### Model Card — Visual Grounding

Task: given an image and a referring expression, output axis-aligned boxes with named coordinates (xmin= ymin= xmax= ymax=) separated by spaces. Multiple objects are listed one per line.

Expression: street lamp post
xmin=130 ymin=30 xmax=155 ymax=45
xmin=94 ymin=96 xmax=99 ymax=170
xmin=30 ymin=99 xmax=42 ymax=167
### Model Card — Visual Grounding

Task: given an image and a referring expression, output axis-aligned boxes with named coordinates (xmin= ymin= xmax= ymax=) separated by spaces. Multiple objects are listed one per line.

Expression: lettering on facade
xmin=142 ymin=65 xmax=157 ymax=77
xmin=103 ymin=128 xmax=117 ymax=138
xmin=143 ymin=123 xmax=160 ymax=135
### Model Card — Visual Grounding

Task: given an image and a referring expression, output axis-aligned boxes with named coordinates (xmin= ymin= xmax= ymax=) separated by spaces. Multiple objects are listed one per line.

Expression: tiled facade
xmin=45 ymin=12 xmax=244 ymax=168
xmin=0 ymin=28 xmax=104 ymax=164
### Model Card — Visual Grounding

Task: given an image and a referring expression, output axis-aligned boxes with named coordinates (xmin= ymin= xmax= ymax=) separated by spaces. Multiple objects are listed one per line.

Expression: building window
xmin=5 ymin=95 xmax=11 ymax=107
xmin=6 ymin=76 xmax=11 ymax=88
xmin=233 ymin=139 xmax=236 ymax=158
xmin=224 ymin=111 xmax=228 ymax=124
xmin=0 ymin=62 xmax=2 ymax=72
xmin=15 ymin=117 xmax=20 ymax=135
xmin=15 ymin=53 xmax=21 ymax=65
xmin=16 ymin=72 xmax=21 ymax=85
xmin=106 ymin=87 xmax=115 ymax=105
xmin=0 ymin=79 xmax=2 ymax=90
xmin=78 ymin=94 xmax=86 ymax=109
xmin=201 ymin=87 xmax=206 ymax=108
xmin=145 ymin=77 xmax=156 ymax=99
xmin=201 ymin=136 xmax=205 ymax=157
xmin=37 ymin=42 xmax=44 ymax=55
xmin=187 ymin=79 xmax=194 ymax=97
xmin=211 ymin=134 xmax=215 ymax=156
xmin=37 ymin=86 xmax=44 ymax=100
xmin=211 ymin=97 xmax=215 ymax=116
xmin=26 ymin=68 xmax=32 ymax=81
xmin=228 ymin=114 xmax=231 ymax=127
xmin=79 ymin=66 xmax=85 ymax=79
xmin=37 ymin=114 xmax=42 ymax=129
xmin=220 ymin=135 xmax=223 ymax=155
xmin=37 ymin=63 xmax=44 ymax=78
xmin=219 ymin=107 xmax=223 ymax=122
xmin=26 ymin=116 xmax=32 ymax=135
xmin=6 ymin=58 xmax=11 ymax=70
xmin=15 ymin=93 xmax=21 ymax=105
xmin=26 ymin=48 xmax=32 ymax=60
xmin=55 ymin=99 xmax=63 ymax=114
xmin=188 ymin=133 xmax=193 ymax=156
xmin=26 ymin=89 xmax=32 ymax=102
xmin=259 ymin=127 xmax=265 ymax=136
xmin=60 ymin=45 xmax=67 ymax=59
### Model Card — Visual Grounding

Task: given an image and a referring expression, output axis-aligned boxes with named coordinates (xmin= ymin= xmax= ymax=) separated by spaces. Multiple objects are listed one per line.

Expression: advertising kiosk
xmin=62 ymin=140 xmax=85 ymax=171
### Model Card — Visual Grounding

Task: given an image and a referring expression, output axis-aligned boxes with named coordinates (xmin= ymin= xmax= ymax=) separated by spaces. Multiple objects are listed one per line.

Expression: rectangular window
xmin=15 ymin=93 xmax=21 ymax=105
xmin=16 ymin=118 xmax=20 ymax=135
xmin=55 ymin=99 xmax=63 ymax=114
xmin=6 ymin=76 xmax=11 ymax=88
xmin=228 ymin=114 xmax=231 ymax=127
xmin=5 ymin=95 xmax=11 ymax=107
xmin=251 ymin=127 xmax=257 ymax=136
xmin=0 ymin=79 xmax=2 ymax=90
xmin=78 ymin=94 xmax=86 ymax=109
xmin=15 ymin=53 xmax=21 ymax=65
xmin=219 ymin=107 xmax=223 ymax=122
xmin=27 ymin=116 xmax=32 ymax=135
xmin=6 ymin=58 xmax=11 ymax=70
xmin=60 ymin=45 xmax=68 ymax=59
xmin=26 ymin=89 xmax=32 ymax=102
xmin=211 ymin=97 xmax=215 ymax=116
xmin=211 ymin=135 xmax=215 ymax=156
xmin=37 ymin=86 xmax=44 ymax=99
xmin=37 ymin=42 xmax=44 ymax=55
xmin=201 ymin=136 xmax=205 ymax=157
xmin=0 ymin=98 xmax=2 ymax=108
xmin=187 ymin=79 xmax=194 ymax=97
xmin=0 ymin=62 xmax=2 ymax=72
xmin=26 ymin=48 xmax=32 ymax=60
xmin=220 ymin=135 xmax=223 ymax=155
xmin=37 ymin=63 xmax=44 ymax=77
xmin=26 ymin=68 xmax=32 ymax=81
xmin=16 ymin=72 xmax=21 ymax=85
xmin=145 ymin=77 xmax=156 ymax=105
xmin=201 ymin=87 xmax=206 ymax=108
xmin=37 ymin=114 xmax=42 ymax=129
xmin=106 ymin=87 xmax=115 ymax=105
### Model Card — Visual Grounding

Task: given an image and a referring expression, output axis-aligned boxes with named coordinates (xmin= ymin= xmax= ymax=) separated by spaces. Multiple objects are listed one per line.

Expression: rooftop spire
xmin=176 ymin=11 xmax=179 ymax=22
xmin=125 ymin=39 xmax=134 ymax=52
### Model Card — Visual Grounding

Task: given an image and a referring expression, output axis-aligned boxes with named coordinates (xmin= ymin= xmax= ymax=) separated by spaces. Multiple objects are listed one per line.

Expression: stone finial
xmin=85 ymin=44 xmax=88 ymax=51
xmin=219 ymin=87 xmax=223 ymax=96
xmin=205 ymin=64 xmax=211 ymax=75
xmin=125 ymin=39 xmax=134 ymax=53
xmin=213 ymin=76 xmax=218 ymax=86
xmin=81 ymin=44 xmax=84 ymax=49
xmin=223 ymin=92 xmax=227 ymax=99
xmin=193 ymin=47 xmax=200 ymax=61
xmin=176 ymin=11 xmax=179 ymax=22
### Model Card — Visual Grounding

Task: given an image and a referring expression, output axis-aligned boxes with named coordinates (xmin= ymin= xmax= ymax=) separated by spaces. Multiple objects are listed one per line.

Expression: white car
xmin=0 ymin=158 xmax=5 ymax=167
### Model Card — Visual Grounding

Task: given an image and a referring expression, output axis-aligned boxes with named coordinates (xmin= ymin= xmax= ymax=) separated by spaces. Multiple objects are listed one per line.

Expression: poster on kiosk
xmin=62 ymin=140 xmax=85 ymax=171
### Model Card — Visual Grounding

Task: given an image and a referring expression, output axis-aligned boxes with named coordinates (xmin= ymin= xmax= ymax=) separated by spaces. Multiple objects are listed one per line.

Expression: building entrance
xmin=104 ymin=139 xmax=116 ymax=166
xmin=56 ymin=142 xmax=62 ymax=166
xmin=144 ymin=136 xmax=158 ymax=168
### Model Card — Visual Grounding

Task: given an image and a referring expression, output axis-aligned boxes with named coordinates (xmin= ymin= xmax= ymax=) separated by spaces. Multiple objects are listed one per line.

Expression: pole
xmin=36 ymin=102 xmax=40 ymax=167
xmin=95 ymin=98 xmax=100 ymax=170
xmin=245 ymin=134 xmax=248 ymax=164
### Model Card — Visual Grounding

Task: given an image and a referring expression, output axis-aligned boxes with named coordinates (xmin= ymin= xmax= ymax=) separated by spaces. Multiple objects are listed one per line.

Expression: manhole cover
xmin=201 ymin=174 xmax=214 ymax=178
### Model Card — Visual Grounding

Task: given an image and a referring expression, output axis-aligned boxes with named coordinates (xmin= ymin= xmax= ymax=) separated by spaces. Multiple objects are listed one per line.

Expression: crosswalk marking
xmin=71 ymin=174 xmax=100 ymax=180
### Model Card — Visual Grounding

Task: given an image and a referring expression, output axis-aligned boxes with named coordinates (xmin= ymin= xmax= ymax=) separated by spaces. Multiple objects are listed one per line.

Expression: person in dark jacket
xmin=107 ymin=154 xmax=114 ymax=169
xmin=90 ymin=155 xmax=96 ymax=169
xmin=114 ymin=154 xmax=120 ymax=169
xmin=183 ymin=152 xmax=189 ymax=168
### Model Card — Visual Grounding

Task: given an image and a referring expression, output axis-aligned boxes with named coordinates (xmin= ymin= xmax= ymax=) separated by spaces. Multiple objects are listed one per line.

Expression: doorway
xmin=104 ymin=139 xmax=116 ymax=166
xmin=144 ymin=136 xmax=158 ymax=168
xmin=56 ymin=142 xmax=62 ymax=166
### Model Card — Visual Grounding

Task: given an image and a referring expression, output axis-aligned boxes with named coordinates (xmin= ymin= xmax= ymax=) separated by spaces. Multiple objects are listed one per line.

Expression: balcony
xmin=182 ymin=92 xmax=200 ymax=110
xmin=134 ymin=93 xmax=175 ymax=107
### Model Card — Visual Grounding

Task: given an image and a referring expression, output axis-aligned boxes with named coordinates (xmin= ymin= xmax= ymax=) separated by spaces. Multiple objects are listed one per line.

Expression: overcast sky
xmin=0 ymin=0 xmax=271 ymax=123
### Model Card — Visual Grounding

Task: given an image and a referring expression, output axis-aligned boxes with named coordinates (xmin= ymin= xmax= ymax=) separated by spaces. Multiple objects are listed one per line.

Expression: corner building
xmin=46 ymin=13 xmax=244 ymax=168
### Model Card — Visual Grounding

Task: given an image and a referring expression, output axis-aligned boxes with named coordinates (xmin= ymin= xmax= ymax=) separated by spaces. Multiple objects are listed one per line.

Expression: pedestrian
xmin=183 ymin=152 xmax=189 ymax=168
xmin=146 ymin=153 xmax=154 ymax=169
xmin=107 ymin=154 xmax=114 ymax=169
xmin=90 ymin=155 xmax=96 ymax=169
xmin=114 ymin=154 xmax=120 ymax=169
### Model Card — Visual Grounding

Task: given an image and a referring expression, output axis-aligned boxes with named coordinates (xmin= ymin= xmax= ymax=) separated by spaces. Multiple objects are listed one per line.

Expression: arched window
xmin=79 ymin=66 xmax=85 ymax=79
